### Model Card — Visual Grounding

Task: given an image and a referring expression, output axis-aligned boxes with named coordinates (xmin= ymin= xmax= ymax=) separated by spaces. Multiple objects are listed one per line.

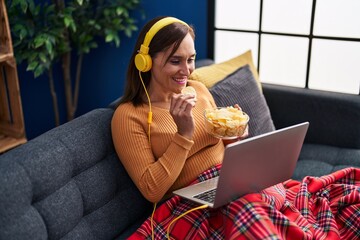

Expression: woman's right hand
xmin=170 ymin=93 xmax=197 ymax=140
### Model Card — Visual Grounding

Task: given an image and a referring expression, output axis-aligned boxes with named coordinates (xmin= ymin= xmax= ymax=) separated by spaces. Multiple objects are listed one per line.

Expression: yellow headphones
xmin=135 ymin=17 xmax=190 ymax=143
xmin=134 ymin=17 xmax=189 ymax=72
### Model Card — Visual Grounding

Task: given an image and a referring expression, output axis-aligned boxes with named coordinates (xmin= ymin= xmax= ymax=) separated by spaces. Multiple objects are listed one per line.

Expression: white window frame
xmin=208 ymin=0 xmax=360 ymax=95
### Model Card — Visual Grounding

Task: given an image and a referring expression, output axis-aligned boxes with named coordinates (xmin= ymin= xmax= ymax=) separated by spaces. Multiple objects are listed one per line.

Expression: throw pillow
xmin=190 ymin=50 xmax=261 ymax=90
xmin=209 ymin=64 xmax=275 ymax=137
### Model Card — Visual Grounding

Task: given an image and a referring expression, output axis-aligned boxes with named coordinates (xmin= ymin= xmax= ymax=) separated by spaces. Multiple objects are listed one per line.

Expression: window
xmin=210 ymin=0 xmax=360 ymax=95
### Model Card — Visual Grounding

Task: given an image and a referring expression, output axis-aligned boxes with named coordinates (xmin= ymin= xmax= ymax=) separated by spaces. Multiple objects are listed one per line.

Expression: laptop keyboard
xmin=193 ymin=188 xmax=216 ymax=203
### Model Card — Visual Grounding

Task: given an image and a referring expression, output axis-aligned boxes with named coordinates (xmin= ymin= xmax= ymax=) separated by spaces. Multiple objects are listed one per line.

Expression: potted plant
xmin=8 ymin=0 xmax=142 ymax=125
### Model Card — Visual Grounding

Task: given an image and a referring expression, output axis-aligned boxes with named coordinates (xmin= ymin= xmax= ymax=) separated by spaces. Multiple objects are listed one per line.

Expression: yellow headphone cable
xmin=150 ymin=201 xmax=208 ymax=240
xmin=138 ymin=71 xmax=152 ymax=143
xmin=140 ymin=67 xmax=208 ymax=239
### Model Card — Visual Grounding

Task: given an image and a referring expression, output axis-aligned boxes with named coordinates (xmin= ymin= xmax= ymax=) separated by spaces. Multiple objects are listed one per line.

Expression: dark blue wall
xmin=17 ymin=0 xmax=208 ymax=140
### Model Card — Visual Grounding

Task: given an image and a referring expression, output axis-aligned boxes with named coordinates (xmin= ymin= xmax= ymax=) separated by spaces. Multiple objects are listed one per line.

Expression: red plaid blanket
xmin=129 ymin=166 xmax=360 ymax=240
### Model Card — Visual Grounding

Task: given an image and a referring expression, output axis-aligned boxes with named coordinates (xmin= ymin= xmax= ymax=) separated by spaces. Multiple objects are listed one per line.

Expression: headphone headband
xmin=142 ymin=17 xmax=189 ymax=54
xmin=135 ymin=17 xmax=189 ymax=72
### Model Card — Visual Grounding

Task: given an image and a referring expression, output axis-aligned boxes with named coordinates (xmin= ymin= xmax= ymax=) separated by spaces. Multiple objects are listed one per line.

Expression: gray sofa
xmin=1 ymin=64 xmax=360 ymax=239
xmin=0 ymin=108 xmax=152 ymax=239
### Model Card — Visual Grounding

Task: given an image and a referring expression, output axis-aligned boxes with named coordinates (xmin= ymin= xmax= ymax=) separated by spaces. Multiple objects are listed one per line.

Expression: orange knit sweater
xmin=111 ymin=80 xmax=225 ymax=203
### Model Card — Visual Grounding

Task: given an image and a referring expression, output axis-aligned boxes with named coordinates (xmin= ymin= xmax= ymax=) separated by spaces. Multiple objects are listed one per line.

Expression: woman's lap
xmin=129 ymin=166 xmax=360 ymax=240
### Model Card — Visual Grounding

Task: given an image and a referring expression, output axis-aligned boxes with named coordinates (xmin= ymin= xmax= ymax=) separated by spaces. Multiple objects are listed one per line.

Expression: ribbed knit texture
xmin=111 ymin=80 xmax=225 ymax=203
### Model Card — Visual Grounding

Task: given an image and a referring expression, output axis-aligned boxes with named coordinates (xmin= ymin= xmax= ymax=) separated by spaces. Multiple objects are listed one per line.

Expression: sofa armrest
xmin=0 ymin=108 xmax=152 ymax=239
xmin=262 ymin=83 xmax=360 ymax=149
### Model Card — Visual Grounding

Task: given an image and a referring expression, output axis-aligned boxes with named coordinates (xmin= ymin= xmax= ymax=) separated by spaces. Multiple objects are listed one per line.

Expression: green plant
xmin=8 ymin=0 xmax=142 ymax=125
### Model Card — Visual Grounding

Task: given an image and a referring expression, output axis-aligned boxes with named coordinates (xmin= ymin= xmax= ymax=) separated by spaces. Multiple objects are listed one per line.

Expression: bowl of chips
xmin=204 ymin=106 xmax=249 ymax=139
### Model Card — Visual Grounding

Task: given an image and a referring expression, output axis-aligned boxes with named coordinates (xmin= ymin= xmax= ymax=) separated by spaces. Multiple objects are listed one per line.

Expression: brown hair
xmin=118 ymin=16 xmax=195 ymax=107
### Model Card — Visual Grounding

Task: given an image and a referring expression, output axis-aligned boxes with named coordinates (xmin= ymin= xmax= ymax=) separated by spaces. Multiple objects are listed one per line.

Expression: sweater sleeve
xmin=111 ymin=104 xmax=194 ymax=203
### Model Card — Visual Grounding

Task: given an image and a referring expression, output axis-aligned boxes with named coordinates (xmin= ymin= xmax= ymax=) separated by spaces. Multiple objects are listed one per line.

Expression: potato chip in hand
xmin=181 ymin=86 xmax=197 ymax=98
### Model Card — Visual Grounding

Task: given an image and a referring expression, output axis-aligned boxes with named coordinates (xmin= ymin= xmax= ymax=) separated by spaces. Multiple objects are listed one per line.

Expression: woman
xmin=111 ymin=16 xmax=244 ymax=203
xmin=112 ymin=16 xmax=360 ymax=240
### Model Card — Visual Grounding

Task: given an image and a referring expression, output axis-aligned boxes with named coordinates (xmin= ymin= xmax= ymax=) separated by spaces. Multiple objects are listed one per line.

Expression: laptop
xmin=173 ymin=122 xmax=309 ymax=208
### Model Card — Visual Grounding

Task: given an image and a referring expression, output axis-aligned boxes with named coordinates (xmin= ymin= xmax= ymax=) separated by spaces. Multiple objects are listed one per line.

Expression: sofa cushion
xmin=0 ymin=108 xmax=152 ymax=240
xmin=209 ymin=64 xmax=275 ymax=137
xmin=292 ymin=143 xmax=360 ymax=180
xmin=190 ymin=50 xmax=261 ymax=90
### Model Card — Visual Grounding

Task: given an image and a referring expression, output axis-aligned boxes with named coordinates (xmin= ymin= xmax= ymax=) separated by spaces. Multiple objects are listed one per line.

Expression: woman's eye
xmin=169 ymin=58 xmax=194 ymax=65
xmin=170 ymin=60 xmax=180 ymax=65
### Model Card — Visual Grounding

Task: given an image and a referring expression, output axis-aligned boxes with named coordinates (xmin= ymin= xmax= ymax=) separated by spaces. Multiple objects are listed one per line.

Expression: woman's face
xmin=149 ymin=33 xmax=196 ymax=100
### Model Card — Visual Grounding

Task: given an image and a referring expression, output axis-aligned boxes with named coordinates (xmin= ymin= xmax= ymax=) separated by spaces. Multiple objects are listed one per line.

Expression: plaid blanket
xmin=129 ymin=166 xmax=360 ymax=240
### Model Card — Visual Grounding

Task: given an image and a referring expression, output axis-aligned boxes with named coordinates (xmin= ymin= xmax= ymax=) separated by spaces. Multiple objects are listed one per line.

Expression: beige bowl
xmin=204 ymin=107 xmax=249 ymax=139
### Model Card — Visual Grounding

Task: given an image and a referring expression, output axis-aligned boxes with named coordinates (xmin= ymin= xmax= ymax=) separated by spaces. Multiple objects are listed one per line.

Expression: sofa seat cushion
xmin=292 ymin=143 xmax=360 ymax=180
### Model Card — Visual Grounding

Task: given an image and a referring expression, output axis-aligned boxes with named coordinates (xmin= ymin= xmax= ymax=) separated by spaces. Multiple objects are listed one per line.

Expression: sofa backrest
xmin=0 ymin=108 xmax=151 ymax=239
xmin=263 ymin=84 xmax=360 ymax=149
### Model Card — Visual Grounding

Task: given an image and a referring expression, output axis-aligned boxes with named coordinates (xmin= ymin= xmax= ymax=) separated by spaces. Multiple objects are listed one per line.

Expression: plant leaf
xmin=34 ymin=35 xmax=45 ymax=48
xmin=45 ymin=40 xmax=53 ymax=55
xmin=20 ymin=1 xmax=28 ymax=13
xmin=27 ymin=61 xmax=38 ymax=71
xmin=39 ymin=53 xmax=47 ymax=63
xmin=116 ymin=7 xmax=124 ymax=16
xmin=34 ymin=65 xmax=45 ymax=78
xmin=105 ymin=34 xmax=114 ymax=42
xmin=64 ymin=16 xmax=72 ymax=27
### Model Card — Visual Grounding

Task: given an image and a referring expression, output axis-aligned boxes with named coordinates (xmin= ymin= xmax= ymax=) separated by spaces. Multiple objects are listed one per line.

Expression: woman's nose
xmin=180 ymin=62 xmax=193 ymax=75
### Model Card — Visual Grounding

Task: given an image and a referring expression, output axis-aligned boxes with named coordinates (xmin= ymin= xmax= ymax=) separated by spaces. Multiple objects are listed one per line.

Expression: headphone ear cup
xmin=135 ymin=53 xmax=152 ymax=72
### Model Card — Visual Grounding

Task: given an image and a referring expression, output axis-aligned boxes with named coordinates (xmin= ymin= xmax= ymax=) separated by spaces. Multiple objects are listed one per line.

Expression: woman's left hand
xmin=239 ymin=125 xmax=249 ymax=140
xmin=222 ymin=125 xmax=249 ymax=146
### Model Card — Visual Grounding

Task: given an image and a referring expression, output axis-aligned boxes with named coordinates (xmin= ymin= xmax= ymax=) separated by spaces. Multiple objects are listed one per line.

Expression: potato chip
xmin=204 ymin=107 xmax=249 ymax=138
xmin=181 ymin=86 xmax=197 ymax=98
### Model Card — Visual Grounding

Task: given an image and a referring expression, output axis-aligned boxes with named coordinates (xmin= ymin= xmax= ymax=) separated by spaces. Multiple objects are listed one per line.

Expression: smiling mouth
xmin=173 ymin=77 xmax=187 ymax=84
